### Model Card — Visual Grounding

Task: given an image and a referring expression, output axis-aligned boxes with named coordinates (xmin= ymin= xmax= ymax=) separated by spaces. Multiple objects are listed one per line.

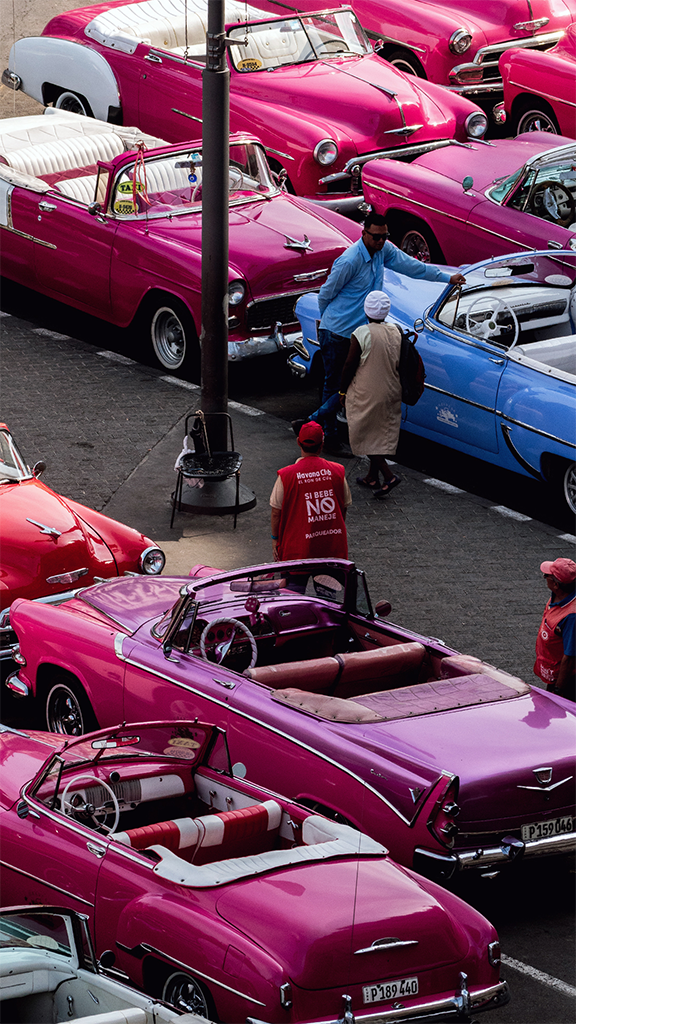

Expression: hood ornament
xmin=513 ymin=17 xmax=550 ymax=32
xmin=284 ymin=234 xmax=312 ymax=253
xmin=534 ymin=767 xmax=553 ymax=785
xmin=517 ymin=766 xmax=573 ymax=792
xmin=384 ymin=124 xmax=423 ymax=138
xmin=26 ymin=517 xmax=61 ymax=538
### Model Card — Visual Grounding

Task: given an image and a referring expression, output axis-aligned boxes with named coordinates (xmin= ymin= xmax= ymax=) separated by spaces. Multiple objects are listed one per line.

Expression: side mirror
xmin=373 ymin=38 xmax=384 ymax=52
xmin=273 ymin=168 xmax=288 ymax=189
xmin=462 ymin=176 xmax=473 ymax=192
xmin=374 ymin=600 xmax=392 ymax=618
xmin=32 ymin=460 xmax=46 ymax=479
xmin=412 ymin=319 xmax=424 ymax=335
xmin=87 ymin=201 xmax=102 ymax=216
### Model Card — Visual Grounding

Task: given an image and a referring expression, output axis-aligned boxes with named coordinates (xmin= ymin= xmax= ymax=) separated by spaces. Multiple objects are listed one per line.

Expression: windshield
xmin=110 ymin=141 xmax=276 ymax=217
xmin=0 ymin=910 xmax=75 ymax=961
xmin=0 ymin=428 xmax=32 ymax=483
xmin=228 ymin=10 xmax=371 ymax=71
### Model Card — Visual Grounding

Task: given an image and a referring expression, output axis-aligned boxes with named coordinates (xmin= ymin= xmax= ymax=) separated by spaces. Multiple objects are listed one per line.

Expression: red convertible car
xmin=2 ymin=0 xmax=488 ymax=214
xmin=7 ymin=558 xmax=576 ymax=882
xmin=495 ymin=22 xmax=576 ymax=137
xmin=282 ymin=0 xmax=575 ymax=95
xmin=0 ymin=423 xmax=164 ymax=670
xmin=0 ymin=720 xmax=509 ymax=1022
xmin=0 ymin=109 xmax=360 ymax=373
xmin=362 ymin=132 xmax=575 ymax=264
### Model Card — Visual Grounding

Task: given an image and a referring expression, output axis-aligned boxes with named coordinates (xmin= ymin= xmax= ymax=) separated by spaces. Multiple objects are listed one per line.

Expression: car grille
xmin=475 ymin=36 xmax=560 ymax=85
xmin=246 ymin=295 xmax=302 ymax=332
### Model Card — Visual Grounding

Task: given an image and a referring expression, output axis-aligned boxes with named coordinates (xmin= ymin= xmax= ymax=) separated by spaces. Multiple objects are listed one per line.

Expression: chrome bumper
xmin=415 ymin=830 xmax=576 ymax=877
xmin=228 ymin=327 xmax=302 ymax=362
xmin=5 ymin=670 xmax=29 ymax=697
xmin=247 ymin=978 xmax=509 ymax=1024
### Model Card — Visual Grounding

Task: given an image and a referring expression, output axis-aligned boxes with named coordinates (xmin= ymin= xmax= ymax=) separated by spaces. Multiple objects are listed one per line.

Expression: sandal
xmin=375 ymin=475 xmax=401 ymax=497
xmin=356 ymin=475 xmax=380 ymax=489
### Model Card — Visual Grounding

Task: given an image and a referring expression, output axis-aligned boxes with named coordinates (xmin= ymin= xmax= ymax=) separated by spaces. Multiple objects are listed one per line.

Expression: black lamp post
xmin=174 ymin=0 xmax=255 ymax=517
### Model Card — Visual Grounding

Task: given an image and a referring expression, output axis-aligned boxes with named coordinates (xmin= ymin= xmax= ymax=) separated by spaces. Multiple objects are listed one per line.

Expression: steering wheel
xmin=465 ymin=296 xmax=519 ymax=347
xmin=190 ymin=182 xmax=202 ymax=202
xmin=61 ymin=774 xmax=120 ymax=834
xmin=531 ymin=180 xmax=575 ymax=224
xmin=317 ymin=40 xmax=350 ymax=55
xmin=200 ymin=617 xmax=258 ymax=669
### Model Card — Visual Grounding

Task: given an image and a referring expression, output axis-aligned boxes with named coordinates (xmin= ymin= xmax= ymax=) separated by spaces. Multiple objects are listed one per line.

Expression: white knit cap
xmin=364 ymin=290 xmax=391 ymax=320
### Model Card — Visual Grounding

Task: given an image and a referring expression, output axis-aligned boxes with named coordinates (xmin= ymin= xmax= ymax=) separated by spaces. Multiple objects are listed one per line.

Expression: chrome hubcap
xmin=48 ymin=688 xmax=83 ymax=734
xmin=151 ymin=308 xmax=186 ymax=370
xmin=401 ymin=230 xmax=430 ymax=262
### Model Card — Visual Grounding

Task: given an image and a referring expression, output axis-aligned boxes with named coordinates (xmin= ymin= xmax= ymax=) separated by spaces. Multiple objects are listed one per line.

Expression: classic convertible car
xmin=281 ymin=0 xmax=575 ymax=94
xmin=361 ymin=133 xmax=576 ymax=265
xmin=494 ymin=22 xmax=576 ymax=137
xmin=294 ymin=250 xmax=576 ymax=513
xmin=0 ymin=109 xmax=361 ymax=373
xmin=0 ymin=721 xmax=509 ymax=1022
xmin=7 ymin=558 xmax=575 ymax=881
xmin=0 ymin=904 xmax=214 ymax=1023
xmin=0 ymin=423 xmax=164 ymax=669
xmin=2 ymin=0 xmax=488 ymax=213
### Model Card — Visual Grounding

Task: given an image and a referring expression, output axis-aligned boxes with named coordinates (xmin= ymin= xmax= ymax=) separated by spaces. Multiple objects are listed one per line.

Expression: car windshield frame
xmin=0 ymin=428 xmax=33 ymax=483
xmin=227 ymin=8 xmax=372 ymax=73
xmin=106 ymin=140 xmax=278 ymax=220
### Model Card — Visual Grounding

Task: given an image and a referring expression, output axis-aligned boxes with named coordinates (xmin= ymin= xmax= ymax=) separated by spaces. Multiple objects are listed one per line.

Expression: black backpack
xmin=397 ymin=326 xmax=426 ymax=406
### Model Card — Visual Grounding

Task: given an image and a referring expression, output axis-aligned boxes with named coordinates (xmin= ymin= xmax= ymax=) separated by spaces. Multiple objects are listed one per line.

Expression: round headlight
xmin=314 ymin=139 xmax=338 ymax=166
xmin=465 ymin=111 xmax=487 ymax=139
xmin=449 ymin=29 xmax=472 ymax=55
xmin=140 ymin=547 xmax=165 ymax=575
xmin=228 ymin=280 xmax=246 ymax=306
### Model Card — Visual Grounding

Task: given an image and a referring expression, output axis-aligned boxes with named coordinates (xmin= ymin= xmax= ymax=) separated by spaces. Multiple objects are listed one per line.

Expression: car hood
xmin=132 ymin=196 xmax=356 ymax=289
xmin=410 ymin=132 xmax=574 ymax=192
xmin=243 ymin=55 xmax=457 ymax=152
xmin=0 ymin=479 xmax=116 ymax=608
xmin=216 ymin=858 xmax=472 ymax=987
xmin=357 ymin=688 xmax=575 ymax=827
xmin=74 ymin=575 xmax=184 ymax=634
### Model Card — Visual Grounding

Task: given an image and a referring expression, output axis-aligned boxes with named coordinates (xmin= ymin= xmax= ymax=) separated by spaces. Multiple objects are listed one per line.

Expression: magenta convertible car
xmin=0 ymin=109 xmax=360 ymax=373
xmin=362 ymin=132 xmax=575 ymax=265
xmin=7 ymin=559 xmax=576 ymax=882
xmin=2 ymin=0 xmax=488 ymax=214
xmin=0 ymin=720 xmax=509 ymax=1022
xmin=495 ymin=23 xmax=576 ymax=137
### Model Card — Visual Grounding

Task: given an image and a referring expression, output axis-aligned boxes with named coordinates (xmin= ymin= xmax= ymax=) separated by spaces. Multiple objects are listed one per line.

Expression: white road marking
xmin=558 ymin=533 xmax=576 ymax=544
xmin=491 ymin=505 xmax=533 ymax=521
xmin=423 ymin=478 xmax=466 ymax=495
xmin=229 ymin=401 xmax=264 ymax=416
xmin=33 ymin=328 xmax=71 ymax=340
xmin=159 ymin=375 xmax=199 ymax=390
xmin=97 ymin=350 xmax=135 ymax=364
xmin=501 ymin=954 xmax=576 ymax=998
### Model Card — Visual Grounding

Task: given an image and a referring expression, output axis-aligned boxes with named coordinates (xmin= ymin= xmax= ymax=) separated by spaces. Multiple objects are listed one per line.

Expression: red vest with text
xmin=534 ymin=594 xmax=576 ymax=683
xmin=277 ymin=456 xmax=348 ymax=560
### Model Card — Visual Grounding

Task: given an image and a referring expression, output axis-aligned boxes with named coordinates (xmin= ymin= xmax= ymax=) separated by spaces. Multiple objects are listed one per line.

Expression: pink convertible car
xmin=362 ymin=132 xmax=575 ymax=264
xmin=0 ymin=110 xmax=360 ymax=373
xmin=3 ymin=0 xmax=488 ymax=214
xmin=0 ymin=719 xmax=509 ymax=1022
xmin=495 ymin=22 xmax=576 ymax=137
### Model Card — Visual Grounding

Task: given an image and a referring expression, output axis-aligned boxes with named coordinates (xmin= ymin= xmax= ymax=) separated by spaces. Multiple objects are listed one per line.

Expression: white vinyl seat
xmin=54 ymin=174 xmax=100 ymax=203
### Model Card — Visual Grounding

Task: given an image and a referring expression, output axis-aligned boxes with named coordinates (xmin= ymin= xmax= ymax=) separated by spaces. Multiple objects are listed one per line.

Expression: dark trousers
xmin=318 ymin=328 xmax=350 ymax=437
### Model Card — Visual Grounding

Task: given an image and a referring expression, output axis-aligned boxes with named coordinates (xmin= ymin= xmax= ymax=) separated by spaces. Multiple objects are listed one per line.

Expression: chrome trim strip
xmin=506 ymin=78 xmax=576 ymax=108
xmin=264 ymin=146 xmax=295 ymax=163
xmin=354 ymin=939 xmax=419 ymax=953
xmin=0 ymin=223 xmax=57 ymax=248
xmin=137 ymin=943 xmax=266 ymax=1005
xmin=517 ymin=775 xmax=574 ymax=791
xmin=170 ymin=107 xmax=203 ymax=123
xmin=500 ymin=414 xmax=575 ymax=449
xmin=0 ymin=858 xmax=94 ymax=908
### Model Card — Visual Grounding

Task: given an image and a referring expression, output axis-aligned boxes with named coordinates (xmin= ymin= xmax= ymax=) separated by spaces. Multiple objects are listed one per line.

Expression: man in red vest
xmin=534 ymin=557 xmax=576 ymax=701
xmin=270 ymin=421 xmax=351 ymax=561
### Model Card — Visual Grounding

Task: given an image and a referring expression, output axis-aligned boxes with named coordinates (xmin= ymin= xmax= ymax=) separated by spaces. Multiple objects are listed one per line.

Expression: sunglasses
xmin=364 ymin=230 xmax=389 ymax=240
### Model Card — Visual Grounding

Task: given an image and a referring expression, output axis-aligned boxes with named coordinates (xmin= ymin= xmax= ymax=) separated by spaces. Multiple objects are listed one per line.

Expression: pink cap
xmin=540 ymin=557 xmax=576 ymax=583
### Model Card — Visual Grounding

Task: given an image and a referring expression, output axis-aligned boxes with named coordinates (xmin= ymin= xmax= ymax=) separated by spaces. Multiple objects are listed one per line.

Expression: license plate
xmin=521 ymin=815 xmax=574 ymax=842
xmin=363 ymin=977 xmax=419 ymax=1005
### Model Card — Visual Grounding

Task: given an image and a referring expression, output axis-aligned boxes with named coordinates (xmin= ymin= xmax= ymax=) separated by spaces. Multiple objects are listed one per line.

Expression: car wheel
xmin=387 ymin=48 xmax=425 ymax=77
xmin=513 ymin=98 xmax=561 ymax=136
xmin=394 ymin=219 xmax=444 ymax=264
xmin=162 ymin=971 xmax=214 ymax=1018
xmin=561 ymin=460 xmax=576 ymax=514
xmin=147 ymin=297 xmax=199 ymax=376
xmin=45 ymin=677 xmax=97 ymax=735
xmin=54 ymin=90 xmax=92 ymax=117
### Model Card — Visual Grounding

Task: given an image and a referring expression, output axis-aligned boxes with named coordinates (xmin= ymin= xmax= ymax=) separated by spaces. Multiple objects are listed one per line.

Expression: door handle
xmin=86 ymin=842 xmax=106 ymax=859
xmin=144 ymin=53 xmax=163 ymax=63
xmin=488 ymin=357 xmax=504 ymax=365
xmin=38 ymin=201 xmax=57 ymax=212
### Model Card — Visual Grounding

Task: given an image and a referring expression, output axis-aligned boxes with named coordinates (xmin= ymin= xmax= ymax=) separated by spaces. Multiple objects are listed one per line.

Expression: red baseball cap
xmin=298 ymin=421 xmax=324 ymax=450
xmin=540 ymin=557 xmax=576 ymax=583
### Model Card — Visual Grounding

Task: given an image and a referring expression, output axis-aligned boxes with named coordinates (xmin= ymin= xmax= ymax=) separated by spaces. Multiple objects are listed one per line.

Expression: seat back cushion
xmin=333 ymin=642 xmax=426 ymax=698
xmin=245 ymin=656 xmax=341 ymax=693
xmin=114 ymin=817 xmax=201 ymax=859
xmin=192 ymin=800 xmax=281 ymax=864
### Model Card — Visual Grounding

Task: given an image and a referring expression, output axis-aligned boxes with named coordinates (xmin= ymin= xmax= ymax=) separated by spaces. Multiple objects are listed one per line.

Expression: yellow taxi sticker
xmin=167 ymin=737 xmax=201 ymax=749
xmin=237 ymin=58 xmax=262 ymax=71
xmin=163 ymin=746 xmax=195 ymax=759
xmin=117 ymin=180 xmax=146 ymax=195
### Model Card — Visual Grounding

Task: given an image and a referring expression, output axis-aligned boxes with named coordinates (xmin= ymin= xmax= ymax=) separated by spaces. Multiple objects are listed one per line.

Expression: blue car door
xmin=404 ymin=292 xmax=513 ymax=453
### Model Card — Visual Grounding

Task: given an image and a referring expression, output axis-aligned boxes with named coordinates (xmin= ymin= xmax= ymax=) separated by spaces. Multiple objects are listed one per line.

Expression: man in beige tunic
xmin=339 ymin=291 xmax=403 ymax=496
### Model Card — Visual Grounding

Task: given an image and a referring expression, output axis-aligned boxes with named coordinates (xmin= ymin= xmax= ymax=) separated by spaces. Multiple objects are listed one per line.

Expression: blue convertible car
xmin=292 ymin=250 xmax=575 ymax=512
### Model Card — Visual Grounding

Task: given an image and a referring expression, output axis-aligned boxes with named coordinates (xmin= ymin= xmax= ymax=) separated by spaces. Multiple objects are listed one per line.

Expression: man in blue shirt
xmin=313 ymin=212 xmax=465 ymax=451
